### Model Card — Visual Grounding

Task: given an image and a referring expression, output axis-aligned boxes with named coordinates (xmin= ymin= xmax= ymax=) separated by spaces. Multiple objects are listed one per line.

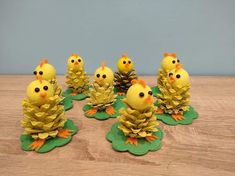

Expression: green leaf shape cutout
xmin=61 ymin=97 xmax=73 ymax=111
xmin=62 ymin=88 xmax=88 ymax=101
xmin=83 ymin=99 xmax=126 ymax=120
xmin=20 ymin=119 xmax=78 ymax=153
xmin=151 ymin=86 xmax=161 ymax=97
xmin=106 ymin=122 xmax=163 ymax=156
xmin=154 ymin=101 xmax=198 ymax=125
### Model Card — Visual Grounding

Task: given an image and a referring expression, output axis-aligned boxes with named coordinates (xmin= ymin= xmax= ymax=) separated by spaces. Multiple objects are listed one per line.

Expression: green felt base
xmin=154 ymin=102 xmax=199 ymax=125
xmin=20 ymin=119 xmax=78 ymax=153
xmin=62 ymin=88 xmax=88 ymax=101
xmin=61 ymin=97 xmax=73 ymax=111
xmin=106 ymin=122 xmax=163 ymax=156
xmin=151 ymin=86 xmax=161 ymax=97
xmin=83 ymin=99 xmax=126 ymax=120
xmin=114 ymin=87 xmax=126 ymax=99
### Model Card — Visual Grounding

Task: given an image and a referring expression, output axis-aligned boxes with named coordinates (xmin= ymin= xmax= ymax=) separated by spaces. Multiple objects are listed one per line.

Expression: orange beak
xmin=169 ymin=76 xmax=175 ymax=84
xmin=144 ymin=95 xmax=153 ymax=104
xmin=175 ymin=64 xmax=182 ymax=71
xmin=99 ymin=77 xmax=103 ymax=82
xmin=125 ymin=63 xmax=130 ymax=68
xmin=74 ymin=61 xmax=79 ymax=65
xmin=40 ymin=92 xmax=47 ymax=98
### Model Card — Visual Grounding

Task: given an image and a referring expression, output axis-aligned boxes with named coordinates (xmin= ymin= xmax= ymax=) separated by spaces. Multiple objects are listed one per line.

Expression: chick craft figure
xmin=85 ymin=63 xmax=117 ymax=116
xmin=34 ymin=59 xmax=62 ymax=95
xmin=107 ymin=79 xmax=163 ymax=156
xmin=20 ymin=77 xmax=77 ymax=153
xmin=65 ymin=54 xmax=89 ymax=97
xmin=156 ymin=68 xmax=191 ymax=121
xmin=157 ymin=53 xmax=182 ymax=90
xmin=114 ymin=53 xmax=138 ymax=96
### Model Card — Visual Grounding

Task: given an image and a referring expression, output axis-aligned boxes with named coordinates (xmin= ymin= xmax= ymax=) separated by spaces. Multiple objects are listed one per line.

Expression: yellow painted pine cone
xmin=49 ymin=78 xmax=62 ymax=95
xmin=66 ymin=68 xmax=89 ymax=94
xmin=87 ymin=82 xmax=116 ymax=109
xmin=118 ymin=102 xmax=158 ymax=138
xmin=157 ymin=81 xmax=190 ymax=115
xmin=157 ymin=68 xmax=168 ymax=88
xmin=114 ymin=69 xmax=138 ymax=93
xmin=21 ymin=95 xmax=66 ymax=140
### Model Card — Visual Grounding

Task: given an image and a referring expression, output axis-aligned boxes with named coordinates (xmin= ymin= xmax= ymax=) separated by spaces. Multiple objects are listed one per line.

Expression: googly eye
xmin=33 ymin=71 xmax=37 ymax=75
xmin=128 ymin=61 xmax=131 ymax=64
xmin=139 ymin=92 xmax=144 ymax=97
xmin=172 ymin=60 xmax=176 ymax=64
xmin=96 ymin=74 xmax=100 ymax=78
xmin=78 ymin=59 xmax=81 ymax=62
xmin=177 ymin=59 xmax=180 ymax=63
xmin=34 ymin=87 xmax=40 ymax=93
xmin=148 ymin=91 xmax=153 ymax=95
xmin=71 ymin=59 xmax=74 ymax=63
xmin=169 ymin=73 xmax=173 ymax=77
xmin=176 ymin=74 xmax=181 ymax=79
xmin=39 ymin=71 xmax=43 ymax=75
xmin=102 ymin=74 xmax=106 ymax=79
xmin=43 ymin=86 xmax=48 ymax=91
xmin=123 ymin=61 xmax=126 ymax=64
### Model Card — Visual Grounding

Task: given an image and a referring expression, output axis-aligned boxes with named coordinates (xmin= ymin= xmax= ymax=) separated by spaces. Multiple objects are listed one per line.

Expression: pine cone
xmin=66 ymin=68 xmax=89 ymax=94
xmin=157 ymin=82 xmax=191 ymax=115
xmin=21 ymin=95 xmax=66 ymax=140
xmin=114 ymin=69 xmax=138 ymax=93
xmin=49 ymin=78 xmax=62 ymax=96
xmin=157 ymin=68 xmax=168 ymax=88
xmin=118 ymin=100 xmax=158 ymax=138
xmin=87 ymin=82 xmax=116 ymax=109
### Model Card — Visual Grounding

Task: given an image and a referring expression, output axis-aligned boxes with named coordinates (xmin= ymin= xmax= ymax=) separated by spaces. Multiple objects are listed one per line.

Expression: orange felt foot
xmin=125 ymin=137 xmax=138 ymax=145
xmin=155 ymin=108 xmax=164 ymax=114
xmin=145 ymin=135 xmax=158 ymax=143
xmin=117 ymin=92 xmax=125 ymax=96
xmin=29 ymin=139 xmax=46 ymax=151
xmin=105 ymin=106 xmax=115 ymax=115
xmin=70 ymin=92 xmax=77 ymax=96
xmin=86 ymin=107 xmax=98 ymax=115
xmin=172 ymin=114 xmax=184 ymax=121
xmin=57 ymin=129 xmax=73 ymax=139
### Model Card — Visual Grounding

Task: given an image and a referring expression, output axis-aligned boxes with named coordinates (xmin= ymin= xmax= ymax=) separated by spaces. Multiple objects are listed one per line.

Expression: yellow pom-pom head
xmin=94 ymin=63 xmax=114 ymax=86
xmin=124 ymin=79 xmax=153 ymax=111
xmin=34 ymin=59 xmax=56 ymax=81
xmin=117 ymin=53 xmax=134 ymax=73
xmin=67 ymin=54 xmax=84 ymax=70
xmin=168 ymin=68 xmax=190 ymax=88
xmin=26 ymin=79 xmax=55 ymax=106
xmin=161 ymin=53 xmax=182 ymax=72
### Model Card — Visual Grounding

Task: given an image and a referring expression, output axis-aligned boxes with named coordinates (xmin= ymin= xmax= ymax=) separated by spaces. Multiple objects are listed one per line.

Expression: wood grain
xmin=0 ymin=75 xmax=234 ymax=176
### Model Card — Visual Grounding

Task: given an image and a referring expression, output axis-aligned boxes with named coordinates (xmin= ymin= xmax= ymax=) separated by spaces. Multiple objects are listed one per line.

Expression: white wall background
xmin=0 ymin=0 xmax=235 ymax=75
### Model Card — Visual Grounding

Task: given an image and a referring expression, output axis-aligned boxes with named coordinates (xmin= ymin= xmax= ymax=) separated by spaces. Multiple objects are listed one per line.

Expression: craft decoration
xmin=83 ymin=63 xmax=122 ymax=120
xmin=155 ymin=67 xmax=198 ymax=124
xmin=34 ymin=59 xmax=62 ymax=95
xmin=20 ymin=78 xmax=77 ymax=152
xmin=107 ymin=79 xmax=163 ymax=156
xmin=114 ymin=53 xmax=138 ymax=97
xmin=156 ymin=53 xmax=182 ymax=91
xmin=62 ymin=54 xmax=89 ymax=100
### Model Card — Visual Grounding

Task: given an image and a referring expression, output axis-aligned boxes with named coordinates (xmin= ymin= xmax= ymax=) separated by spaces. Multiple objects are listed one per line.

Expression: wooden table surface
xmin=0 ymin=75 xmax=234 ymax=176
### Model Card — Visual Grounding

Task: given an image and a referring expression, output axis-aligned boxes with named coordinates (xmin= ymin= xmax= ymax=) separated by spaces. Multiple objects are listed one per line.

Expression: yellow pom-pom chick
xmin=94 ymin=63 xmax=114 ymax=86
xmin=161 ymin=53 xmax=182 ymax=72
xmin=124 ymin=80 xmax=154 ymax=111
xmin=26 ymin=79 xmax=55 ymax=106
xmin=117 ymin=53 xmax=134 ymax=73
xmin=67 ymin=53 xmax=84 ymax=71
xmin=34 ymin=59 xmax=56 ymax=81
xmin=168 ymin=68 xmax=190 ymax=88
